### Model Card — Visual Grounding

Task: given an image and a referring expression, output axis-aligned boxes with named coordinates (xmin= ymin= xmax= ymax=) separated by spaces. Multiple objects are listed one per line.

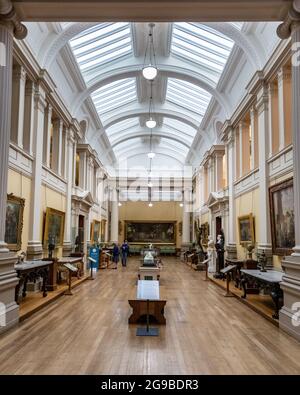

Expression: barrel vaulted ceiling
xmin=32 ymin=20 xmax=268 ymax=169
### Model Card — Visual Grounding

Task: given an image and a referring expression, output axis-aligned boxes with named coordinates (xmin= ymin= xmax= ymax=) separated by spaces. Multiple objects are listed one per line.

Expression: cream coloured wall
xmin=118 ymin=201 xmax=183 ymax=247
xmin=7 ymin=168 xmax=32 ymax=252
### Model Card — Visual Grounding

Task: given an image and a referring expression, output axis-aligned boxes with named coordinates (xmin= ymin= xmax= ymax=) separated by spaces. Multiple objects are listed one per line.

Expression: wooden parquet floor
xmin=0 ymin=257 xmax=300 ymax=375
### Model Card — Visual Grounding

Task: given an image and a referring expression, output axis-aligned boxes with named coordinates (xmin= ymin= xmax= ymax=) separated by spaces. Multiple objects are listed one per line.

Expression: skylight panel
xmin=171 ymin=22 xmax=234 ymax=85
xmin=107 ymin=118 xmax=140 ymax=137
xmin=166 ymin=78 xmax=212 ymax=117
xmin=70 ymin=22 xmax=132 ymax=83
xmin=91 ymin=78 xmax=136 ymax=116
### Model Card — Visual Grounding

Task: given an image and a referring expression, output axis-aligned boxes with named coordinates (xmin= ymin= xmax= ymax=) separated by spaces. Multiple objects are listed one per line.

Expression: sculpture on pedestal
xmin=207 ymin=236 xmax=217 ymax=273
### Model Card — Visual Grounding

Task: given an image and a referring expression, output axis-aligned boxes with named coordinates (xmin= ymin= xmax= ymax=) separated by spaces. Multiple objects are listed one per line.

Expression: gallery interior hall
xmin=1 ymin=0 xmax=300 ymax=375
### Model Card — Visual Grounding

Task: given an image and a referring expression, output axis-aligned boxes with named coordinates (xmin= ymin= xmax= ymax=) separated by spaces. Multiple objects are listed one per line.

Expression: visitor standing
xmin=121 ymin=240 xmax=129 ymax=267
xmin=112 ymin=243 xmax=120 ymax=269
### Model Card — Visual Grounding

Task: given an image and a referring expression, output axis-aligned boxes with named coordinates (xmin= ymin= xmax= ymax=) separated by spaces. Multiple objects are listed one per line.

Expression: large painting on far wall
xmin=125 ymin=221 xmax=176 ymax=244
xmin=5 ymin=194 xmax=25 ymax=251
xmin=43 ymin=207 xmax=65 ymax=247
xmin=238 ymin=214 xmax=255 ymax=245
xmin=269 ymin=178 xmax=295 ymax=255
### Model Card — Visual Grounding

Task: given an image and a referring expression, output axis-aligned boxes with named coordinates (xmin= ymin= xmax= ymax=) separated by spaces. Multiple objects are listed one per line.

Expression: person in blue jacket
xmin=112 ymin=243 xmax=120 ymax=268
xmin=121 ymin=240 xmax=130 ymax=267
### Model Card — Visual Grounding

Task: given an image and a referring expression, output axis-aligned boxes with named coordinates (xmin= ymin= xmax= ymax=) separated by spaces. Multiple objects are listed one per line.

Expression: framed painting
xmin=90 ymin=220 xmax=101 ymax=243
xmin=5 ymin=194 xmax=25 ymax=251
xmin=44 ymin=207 xmax=65 ymax=247
xmin=238 ymin=214 xmax=255 ymax=245
xmin=269 ymin=178 xmax=295 ymax=255
xmin=125 ymin=221 xmax=176 ymax=244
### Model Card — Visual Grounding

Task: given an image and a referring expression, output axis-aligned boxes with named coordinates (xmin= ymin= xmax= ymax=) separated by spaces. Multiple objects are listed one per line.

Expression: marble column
xmin=43 ymin=104 xmax=52 ymax=167
xmin=63 ymin=131 xmax=75 ymax=256
xmin=215 ymin=152 xmax=224 ymax=191
xmin=250 ymin=107 xmax=256 ymax=171
xmin=256 ymin=85 xmax=273 ymax=266
xmin=23 ymin=79 xmax=34 ymax=155
xmin=267 ymin=82 xmax=279 ymax=157
xmin=110 ymin=188 xmax=119 ymax=244
xmin=277 ymin=6 xmax=300 ymax=340
xmin=278 ymin=66 xmax=292 ymax=150
xmin=79 ymin=151 xmax=87 ymax=190
xmin=52 ymin=118 xmax=63 ymax=176
xmin=11 ymin=64 xmax=26 ymax=148
xmin=27 ymin=83 xmax=46 ymax=260
xmin=0 ymin=10 xmax=27 ymax=333
xmin=225 ymin=128 xmax=237 ymax=259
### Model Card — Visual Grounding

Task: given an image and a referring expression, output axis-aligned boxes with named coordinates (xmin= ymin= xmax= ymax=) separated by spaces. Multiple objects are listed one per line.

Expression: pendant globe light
xmin=147 ymin=127 xmax=156 ymax=159
xmin=142 ymin=23 xmax=158 ymax=81
xmin=147 ymin=158 xmax=153 ymax=187
xmin=146 ymin=81 xmax=156 ymax=129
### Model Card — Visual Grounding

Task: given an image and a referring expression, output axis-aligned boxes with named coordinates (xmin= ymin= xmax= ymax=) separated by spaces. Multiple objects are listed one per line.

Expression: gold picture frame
xmin=238 ymin=214 xmax=255 ymax=245
xmin=5 ymin=193 xmax=25 ymax=251
xmin=269 ymin=178 xmax=294 ymax=255
xmin=125 ymin=220 xmax=176 ymax=244
xmin=44 ymin=207 xmax=65 ymax=247
xmin=90 ymin=220 xmax=101 ymax=243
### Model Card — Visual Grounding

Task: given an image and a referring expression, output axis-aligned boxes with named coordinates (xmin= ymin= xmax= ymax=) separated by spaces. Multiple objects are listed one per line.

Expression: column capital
xmin=34 ymin=87 xmax=46 ymax=113
xmin=268 ymin=81 xmax=278 ymax=95
xmin=277 ymin=65 xmax=292 ymax=81
xmin=277 ymin=6 xmax=300 ymax=39
xmin=0 ymin=1 xmax=27 ymax=40
xmin=256 ymin=85 xmax=269 ymax=114
xmin=12 ymin=63 xmax=26 ymax=81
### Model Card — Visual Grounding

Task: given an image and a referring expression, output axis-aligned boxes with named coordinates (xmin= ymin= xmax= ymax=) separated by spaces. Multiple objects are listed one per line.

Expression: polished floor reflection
xmin=0 ymin=257 xmax=299 ymax=375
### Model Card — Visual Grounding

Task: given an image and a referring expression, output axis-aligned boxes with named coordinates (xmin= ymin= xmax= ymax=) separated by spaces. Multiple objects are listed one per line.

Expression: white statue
xmin=144 ymin=251 xmax=154 ymax=262
xmin=207 ymin=236 xmax=217 ymax=273
xmin=149 ymin=243 xmax=153 ymax=250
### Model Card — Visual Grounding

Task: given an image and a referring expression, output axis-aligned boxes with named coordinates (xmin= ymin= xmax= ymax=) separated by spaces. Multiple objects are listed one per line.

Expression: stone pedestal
xmin=62 ymin=242 xmax=73 ymax=257
xmin=226 ymin=243 xmax=237 ymax=259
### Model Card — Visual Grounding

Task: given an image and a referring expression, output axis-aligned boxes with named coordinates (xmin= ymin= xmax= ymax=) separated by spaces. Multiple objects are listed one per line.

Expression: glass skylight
xmin=70 ymin=22 xmax=132 ymax=83
xmin=166 ymin=78 xmax=212 ymax=119
xmin=171 ymin=23 xmax=234 ymax=84
xmin=91 ymin=78 xmax=136 ymax=116
xmin=106 ymin=118 xmax=140 ymax=139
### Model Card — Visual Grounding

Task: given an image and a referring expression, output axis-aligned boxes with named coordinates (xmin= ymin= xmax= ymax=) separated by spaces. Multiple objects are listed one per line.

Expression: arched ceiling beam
xmin=110 ymin=131 xmax=192 ymax=149
xmin=116 ymin=146 xmax=186 ymax=164
xmin=201 ymin=22 xmax=263 ymax=69
xmin=72 ymin=65 xmax=229 ymax=116
xmin=102 ymin=110 xmax=211 ymax=147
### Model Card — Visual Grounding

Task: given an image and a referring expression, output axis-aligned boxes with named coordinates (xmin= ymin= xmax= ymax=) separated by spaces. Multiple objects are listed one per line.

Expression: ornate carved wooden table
xmin=14 ymin=260 xmax=52 ymax=304
xmin=241 ymin=269 xmax=283 ymax=319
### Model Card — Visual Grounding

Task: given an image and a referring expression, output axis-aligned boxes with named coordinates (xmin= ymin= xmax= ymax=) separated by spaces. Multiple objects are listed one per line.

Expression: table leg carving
xmin=241 ymin=275 xmax=247 ymax=299
xmin=270 ymin=285 xmax=283 ymax=319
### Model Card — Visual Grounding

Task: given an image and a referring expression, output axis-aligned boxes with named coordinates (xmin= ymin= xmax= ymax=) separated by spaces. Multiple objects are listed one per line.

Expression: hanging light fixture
xmin=147 ymin=126 xmax=156 ymax=158
xmin=147 ymin=158 xmax=153 ymax=187
xmin=142 ymin=23 xmax=158 ymax=81
xmin=146 ymin=81 xmax=156 ymax=129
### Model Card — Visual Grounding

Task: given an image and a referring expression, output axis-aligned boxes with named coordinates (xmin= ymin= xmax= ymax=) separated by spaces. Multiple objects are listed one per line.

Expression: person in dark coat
xmin=121 ymin=240 xmax=129 ymax=267
xmin=112 ymin=243 xmax=120 ymax=268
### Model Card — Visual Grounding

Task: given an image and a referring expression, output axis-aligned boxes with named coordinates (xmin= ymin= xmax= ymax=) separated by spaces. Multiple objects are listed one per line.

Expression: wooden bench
xmin=128 ymin=280 xmax=166 ymax=324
